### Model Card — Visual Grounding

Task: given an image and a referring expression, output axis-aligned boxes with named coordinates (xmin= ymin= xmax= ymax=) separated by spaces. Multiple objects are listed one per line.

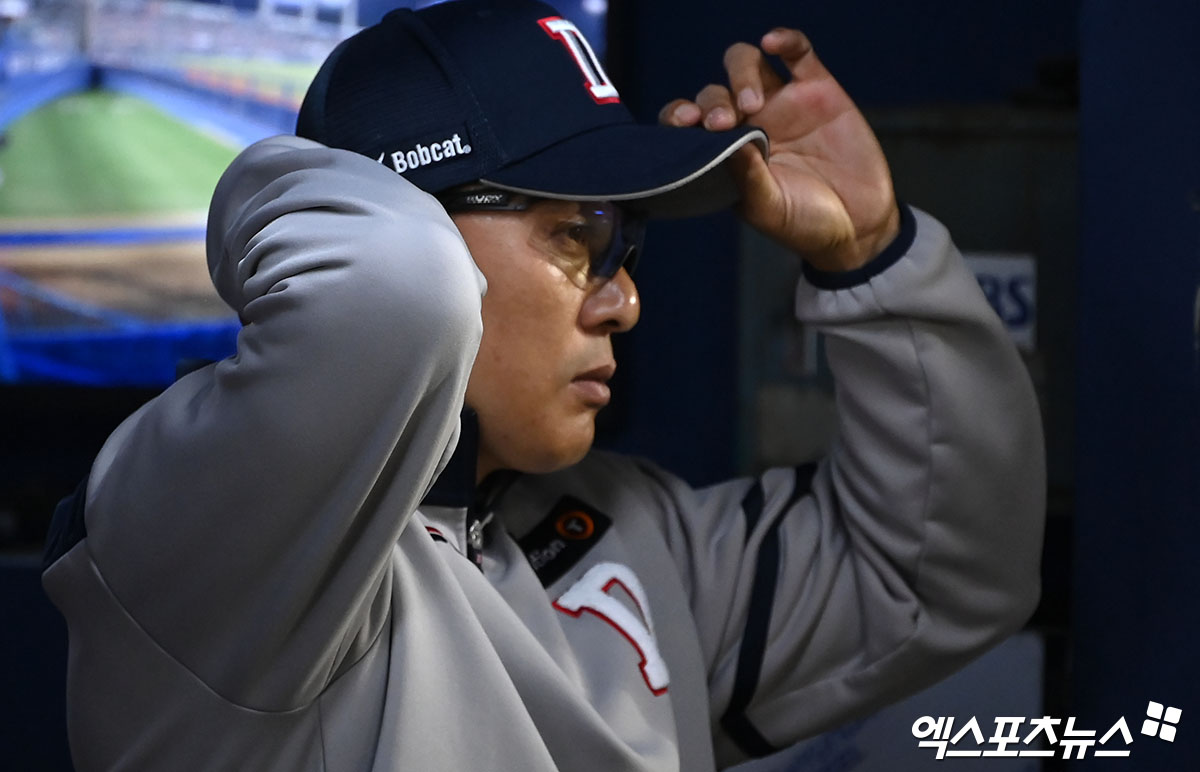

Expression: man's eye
xmin=567 ymin=225 xmax=589 ymax=244
xmin=552 ymin=221 xmax=594 ymax=255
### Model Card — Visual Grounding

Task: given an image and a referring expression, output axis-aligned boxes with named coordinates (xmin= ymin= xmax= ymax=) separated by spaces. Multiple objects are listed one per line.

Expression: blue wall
xmin=1073 ymin=1 xmax=1200 ymax=769
xmin=0 ymin=61 xmax=91 ymax=134
xmin=0 ymin=557 xmax=72 ymax=770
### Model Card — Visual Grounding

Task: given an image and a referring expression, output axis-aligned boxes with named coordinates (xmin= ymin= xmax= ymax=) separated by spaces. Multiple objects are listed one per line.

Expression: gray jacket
xmin=43 ymin=136 xmax=1045 ymax=771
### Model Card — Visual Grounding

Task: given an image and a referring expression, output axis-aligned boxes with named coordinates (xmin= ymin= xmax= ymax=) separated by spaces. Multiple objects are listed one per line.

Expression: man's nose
xmin=580 ymin=268 xmax=640 ymax=333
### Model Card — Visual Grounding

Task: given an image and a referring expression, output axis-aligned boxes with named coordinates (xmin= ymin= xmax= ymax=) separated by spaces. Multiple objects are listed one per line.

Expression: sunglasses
xmin=439 ymin=185 xmax=645 ymax=284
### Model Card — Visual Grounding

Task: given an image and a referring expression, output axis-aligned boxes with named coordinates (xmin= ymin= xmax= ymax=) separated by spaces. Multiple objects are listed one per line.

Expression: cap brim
xmin=479 ymin=123 xmax=768 ymax=219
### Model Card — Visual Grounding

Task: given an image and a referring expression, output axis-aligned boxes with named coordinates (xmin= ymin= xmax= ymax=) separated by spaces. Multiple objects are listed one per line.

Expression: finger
xmin=658 ymin=98 xmax=702 ymax=127
xmin=723 ymin=42 xmax=784 ymax=115
xmin=695 ymin=83 xmax=738 ymax=130
xmin=761 ymin=27 xmax=823 ymax=80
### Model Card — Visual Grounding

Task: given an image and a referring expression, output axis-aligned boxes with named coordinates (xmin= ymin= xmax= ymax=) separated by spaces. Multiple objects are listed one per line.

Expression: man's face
xmin=452 ymin=200 xmax=641 ymax=479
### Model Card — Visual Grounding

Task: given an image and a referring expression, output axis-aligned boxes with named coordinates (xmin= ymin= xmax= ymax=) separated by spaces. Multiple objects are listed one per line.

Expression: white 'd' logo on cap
xmin=538 ymin=16 xmax=620 ymax=105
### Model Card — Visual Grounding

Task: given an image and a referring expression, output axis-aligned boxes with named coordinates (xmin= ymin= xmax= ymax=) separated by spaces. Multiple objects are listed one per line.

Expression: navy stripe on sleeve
xmin=720 ymin=462 xmax=819 ymax=758
xmin=801 ymin=204 xmax=916 ymax=290
xmin=739 ymin=478 xmax=765 ymax=533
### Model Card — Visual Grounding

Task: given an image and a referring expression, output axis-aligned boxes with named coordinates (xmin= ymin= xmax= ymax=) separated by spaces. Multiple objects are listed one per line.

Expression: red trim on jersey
xmin=425 ymin=527 xmax=455 ymax=550
xmin=553 ymin=578 xmax=668 ymax=696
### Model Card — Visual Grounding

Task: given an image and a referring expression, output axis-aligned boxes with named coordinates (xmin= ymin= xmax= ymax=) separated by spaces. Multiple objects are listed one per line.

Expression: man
xmin=42 ymin=1 xmax=1045 ymax=770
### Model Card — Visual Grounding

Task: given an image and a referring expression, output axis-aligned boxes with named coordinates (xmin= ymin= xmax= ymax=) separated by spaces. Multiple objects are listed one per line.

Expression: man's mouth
xmin=571 ymin=363 xmax=616 ymax=407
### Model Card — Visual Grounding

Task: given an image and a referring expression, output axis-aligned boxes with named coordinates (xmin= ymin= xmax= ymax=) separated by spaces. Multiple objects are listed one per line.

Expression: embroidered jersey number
xmin=554 ymin=561 xmax=669 ymax=694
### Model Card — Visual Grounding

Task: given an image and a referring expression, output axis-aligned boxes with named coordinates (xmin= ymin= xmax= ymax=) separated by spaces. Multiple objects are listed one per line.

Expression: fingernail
xmin=705 ymin=108 xmax=730 ymax=129
xmin=738 ymin=88 xmax=760 ymax=112
xmin=674 ymin=103 xmax=701 ymax=124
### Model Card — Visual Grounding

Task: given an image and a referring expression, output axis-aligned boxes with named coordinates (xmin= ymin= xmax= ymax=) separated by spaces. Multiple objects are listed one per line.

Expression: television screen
xmin=0 ymin=0 xmax=608 ymax=387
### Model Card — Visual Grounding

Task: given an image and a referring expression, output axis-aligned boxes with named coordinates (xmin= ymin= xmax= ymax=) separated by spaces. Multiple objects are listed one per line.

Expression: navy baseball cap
xmin=296 ymin=0 xmax=768 ymax=218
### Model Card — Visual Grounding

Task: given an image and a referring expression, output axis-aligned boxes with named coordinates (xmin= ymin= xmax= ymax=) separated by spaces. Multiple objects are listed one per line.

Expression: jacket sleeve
xmin=76 ymin=136 xmax=485 ymax=712
xmin=639 ymin=206 xmax=1045 ymax=766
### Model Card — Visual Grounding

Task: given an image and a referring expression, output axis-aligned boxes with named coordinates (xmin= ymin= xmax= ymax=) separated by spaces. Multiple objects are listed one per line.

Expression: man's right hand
xmin=659 ymin=28 xmax=900 ymax=273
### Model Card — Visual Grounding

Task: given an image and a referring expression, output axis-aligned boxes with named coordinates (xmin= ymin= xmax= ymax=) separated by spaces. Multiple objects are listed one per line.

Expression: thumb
xmin=730 ymin=143 xmax=783 ymax=234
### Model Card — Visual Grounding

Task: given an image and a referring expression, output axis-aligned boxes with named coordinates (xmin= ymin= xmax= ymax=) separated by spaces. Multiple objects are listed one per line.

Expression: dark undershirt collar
xmin=421 ymin=408 xmax=519 ymax=513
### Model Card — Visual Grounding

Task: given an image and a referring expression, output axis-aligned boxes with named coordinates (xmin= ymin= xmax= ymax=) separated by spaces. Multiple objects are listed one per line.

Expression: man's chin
xmin=478 ymin=418 xmax=596 ymax=479
xmin=521 ymin=436 xmax=594 ymax=476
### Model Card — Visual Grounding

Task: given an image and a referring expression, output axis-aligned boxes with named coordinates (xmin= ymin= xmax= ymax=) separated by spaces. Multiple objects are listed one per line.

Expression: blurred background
xmin=1 ymin=0 xmax=1196 ymax=770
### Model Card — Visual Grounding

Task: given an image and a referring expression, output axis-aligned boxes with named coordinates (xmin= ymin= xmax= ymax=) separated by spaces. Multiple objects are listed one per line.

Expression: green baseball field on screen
xmin=0 ymin=91 xmax=238 ymax=219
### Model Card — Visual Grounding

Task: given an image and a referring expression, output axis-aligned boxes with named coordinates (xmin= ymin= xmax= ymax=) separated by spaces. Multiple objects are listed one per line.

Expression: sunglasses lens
xmin=588 ymin=206 xmax=644 ymax=280
xmin=621 ymin=218 xmax=644 ymax=277
xmin=442 ymin=189 xmax=643 ymax=285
